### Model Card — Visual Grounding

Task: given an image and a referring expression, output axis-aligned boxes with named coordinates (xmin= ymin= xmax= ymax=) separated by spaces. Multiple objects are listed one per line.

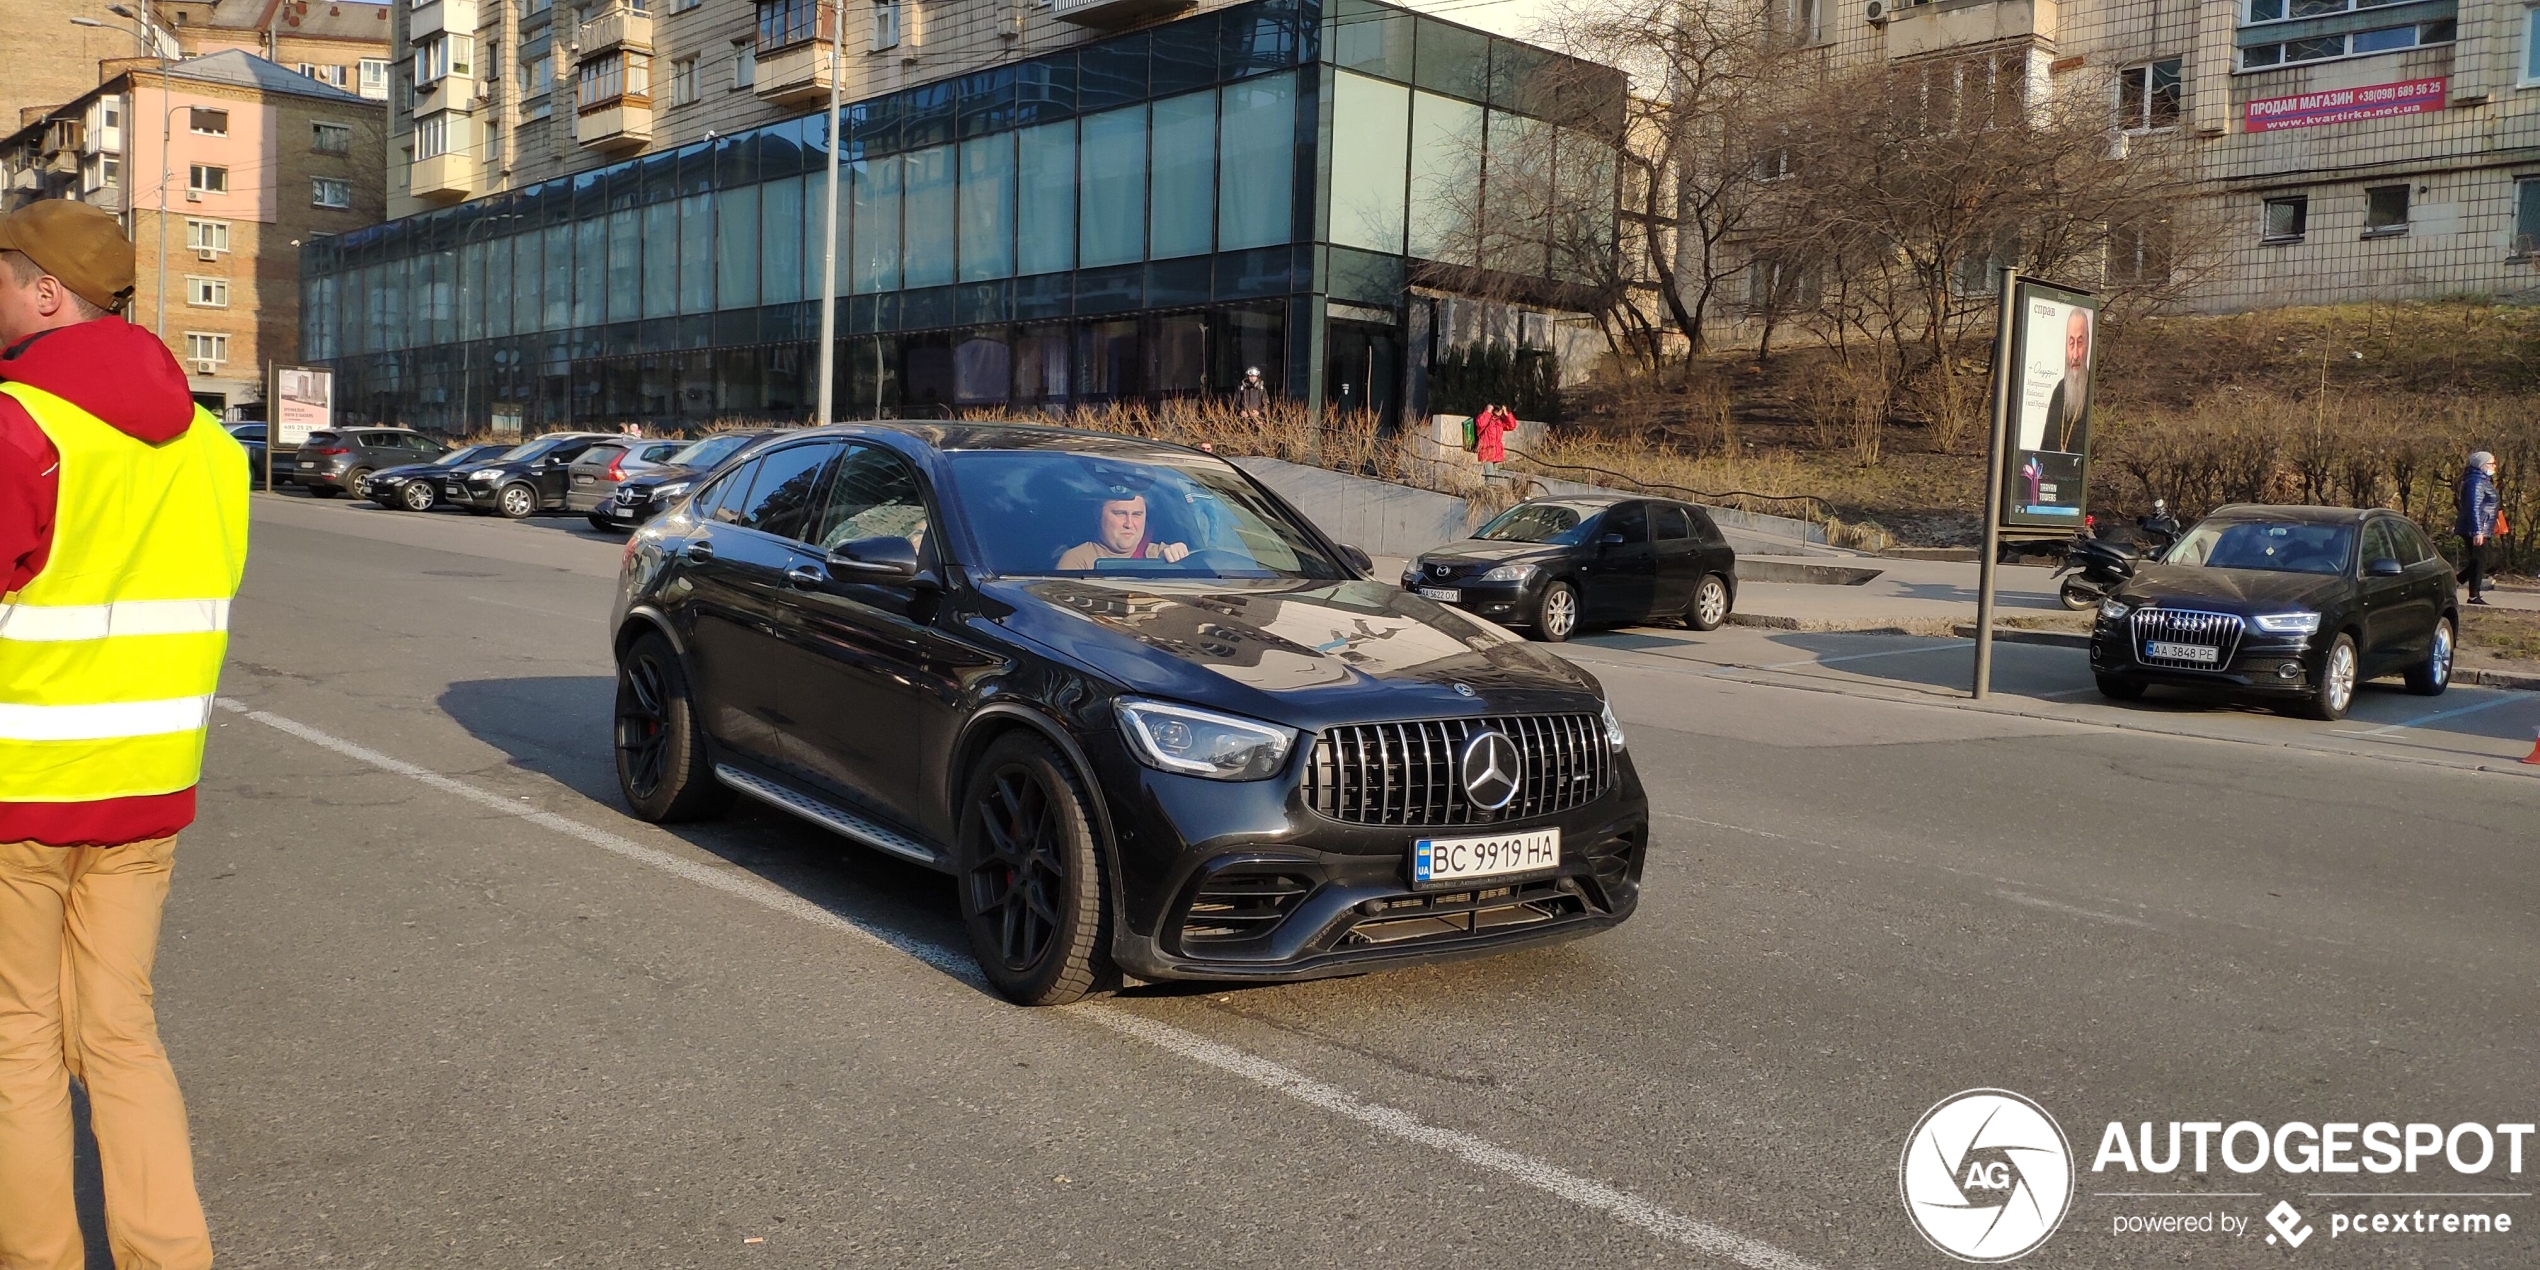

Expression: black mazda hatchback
xmin=609 ymin=423 xmax=1648 ymax=1004
xmin=2089 ymin=504 xmax=2457 ymax=721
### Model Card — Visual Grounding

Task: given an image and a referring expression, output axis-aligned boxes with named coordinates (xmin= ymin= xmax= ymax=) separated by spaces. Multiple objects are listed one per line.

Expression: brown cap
xmin=0 ymin=200 xmax=135 ymax=313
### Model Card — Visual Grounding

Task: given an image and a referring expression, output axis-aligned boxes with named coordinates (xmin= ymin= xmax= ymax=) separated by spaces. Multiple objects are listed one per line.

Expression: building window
xmin=185 ymin=218 xmax=231 ymax=252
xmin=189 ymin=107 xmax=229 ymax=135
xmin=671 ymin=55 xmax=699 ymax=104
xmin=2240 ymin=0 xmax=2455 ymax=71
xmin=187 ymin=164 xmax=228 ymax=194
xmin=183 ymin=332 xmax=228 ymax=365
xmin=2516 ymin=177 xmax=2540 ymax=256
xmin=2363 ymin=184 xmax=2410 ymax=237
xmin=731 ymin=39 xmax=755 ymax=89
xmin=186 ymin=276 xmax=229 ymax=307
xmin=576 ymin=51 xmax=650 ymax=108
xmin=415 ymin=113 xmax=455 ymax=159
xmin=359 ymin=57 xmax=390 ymax=99
xmin=416 ymin=34 xmax=474 ymax=85
xmin=2116 ymin=59 xmax=2181 ymax=132
xmin=313 ymin=121 xmax=353 ymax=153
xmin=100 ymin=155 xmax=119 ymax=188
xmin=102 ymin=100 xmax=120 ymax=130
xmin=674 ymin=0 xmax=699 ymax=10
xmin=526 ymin=51 xmax=556 ymax=96
xmin=873 ymin=0 xmax=898 ymax=51
xmin=313 ymin=177 xmax=354 ymax=208
xmin=2262 ymin=194 xmax=2307 ymax=242
xmin=757 ymin=0 xmax=822 ymax=48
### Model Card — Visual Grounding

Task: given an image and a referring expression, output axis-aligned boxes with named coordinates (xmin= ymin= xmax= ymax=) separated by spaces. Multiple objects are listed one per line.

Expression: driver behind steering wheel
xmin=1057 ymin=488 xmax=1190 ymax=570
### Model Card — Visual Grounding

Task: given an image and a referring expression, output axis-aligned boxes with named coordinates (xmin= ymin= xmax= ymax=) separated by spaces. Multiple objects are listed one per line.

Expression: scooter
xmin=2055 ymin=500 xmax=2182 ymax=610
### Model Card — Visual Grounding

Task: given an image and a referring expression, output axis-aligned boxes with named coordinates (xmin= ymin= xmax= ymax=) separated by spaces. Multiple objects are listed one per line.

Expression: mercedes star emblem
xmin=1459 ymin=729 xmax=1522 ymax=811
xmin=1453 ymin=682 xmax=1476 ymax=698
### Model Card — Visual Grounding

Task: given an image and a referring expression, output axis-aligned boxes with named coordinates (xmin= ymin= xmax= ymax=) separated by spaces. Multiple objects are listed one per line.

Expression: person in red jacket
xmin=0 ymin=201 xmax=223 ymax=1270
xmin=1474 ymin=403 xmax=1518 ymax=480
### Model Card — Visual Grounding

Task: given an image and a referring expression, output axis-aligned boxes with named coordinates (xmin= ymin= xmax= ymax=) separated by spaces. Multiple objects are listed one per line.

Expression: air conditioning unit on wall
xmin=1866 ymin=0 xmax=1894 ymax=23
xmin=192 ymin=358 xmax=217 ymax=374
xmin=195 ymin=246 xmax=218 ymax=261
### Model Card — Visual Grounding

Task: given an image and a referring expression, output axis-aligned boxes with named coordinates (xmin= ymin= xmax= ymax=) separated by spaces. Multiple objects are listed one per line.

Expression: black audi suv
xmin=1405 ymin=496 xmax=1739 ymax=640
xmin=2090 ymin=505 xmax=2456 ymax=720
xmin=609 ymin=423 xmax=1648 ymax=1004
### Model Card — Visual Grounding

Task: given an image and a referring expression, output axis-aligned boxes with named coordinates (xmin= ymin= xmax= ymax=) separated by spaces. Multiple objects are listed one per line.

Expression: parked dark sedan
xmin=610 ymin=423 xmax=1647 ymax=1004
xmin=294 ymin=427 xmax=449 ymax=497
xmin=440 ymin=432 xmax=621 ymax=518
xmin=2090 ymin=505 xmax=2456 ymax=720
xmin=357 ymin=443 xmax=516 ymax=511
xmin=225 ymin=423 xmax=294 ymax=487
xmin=1403 ymin=496 xmax=1738 ymax=641
xmin=587 ymin=430 xmax=784 ymax=530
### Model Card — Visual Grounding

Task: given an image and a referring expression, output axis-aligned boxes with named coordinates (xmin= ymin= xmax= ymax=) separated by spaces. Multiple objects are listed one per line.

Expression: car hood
xmin=981 ymin=576 xmax=1605 ymax=726
xmin=2119 ymin=564 xmax=2348 ymax=613
xmin=1420 ymin=540 xmax=1571 ymax=567
xmin=371 ymin=459 xmax=461 ymax=480
xmin=620 ymin=462 xmax=714 ymax=492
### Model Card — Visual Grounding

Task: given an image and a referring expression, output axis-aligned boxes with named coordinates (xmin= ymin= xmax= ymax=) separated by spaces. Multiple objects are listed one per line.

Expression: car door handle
xmin=786 ymin=562 xmax=828 ymax=589
xmin=684 ymin=540 xmax=715 ymax=563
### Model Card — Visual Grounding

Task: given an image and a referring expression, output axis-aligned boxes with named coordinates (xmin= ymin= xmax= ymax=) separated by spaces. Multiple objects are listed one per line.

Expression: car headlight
xmin=1480 ymin=563 xmax=1536 ymax=583
xmin=2254 ymin=611 xmax=2320 ymax=635
xmin=2099 ymin=598 xmax=2132 ymax=622
xmin=467 ymin=468 xmax=502 ymax=481
xmin=1401 ymin=563 xmax=1423 ymax=588
xmin=1116 ymin=698 xmax=1296 ymax=781
xmin=650 ymin=481 xmax=690 ymax=501
xmin=1600 ymin=700 xmax=1626 ymax=751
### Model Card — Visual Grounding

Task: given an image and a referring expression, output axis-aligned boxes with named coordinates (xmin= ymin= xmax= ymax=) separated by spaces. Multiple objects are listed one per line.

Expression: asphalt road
xmin=118 ymin=494 xmax=2539 ymax=1268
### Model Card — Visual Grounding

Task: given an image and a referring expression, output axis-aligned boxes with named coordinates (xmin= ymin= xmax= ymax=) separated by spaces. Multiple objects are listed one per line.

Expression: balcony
xmin=754 ymin=38 xmax=839 ymax=106
xmin=1881 ymin=0 xmax=2058 ymax=59
xmin=410 ymin=0 xmax=477 ymax=42
xmin=576 ymin=95 xmax=654 ymax=153
xmin=578 ymin=4 xmax=653 ymax=55
xmin=409 ymin=150 xmax=477 ymax=203
xmin=1051 ymin=0 xmax=1193 ymax=27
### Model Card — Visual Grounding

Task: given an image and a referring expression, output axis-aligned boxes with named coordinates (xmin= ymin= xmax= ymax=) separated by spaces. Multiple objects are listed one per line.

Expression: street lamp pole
xmin=813 ymin=0 xmax=843 ymax=425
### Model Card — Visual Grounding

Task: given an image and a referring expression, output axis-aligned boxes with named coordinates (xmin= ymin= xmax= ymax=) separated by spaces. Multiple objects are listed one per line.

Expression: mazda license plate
xmin=1418 ymin=587 xmax=1461 ymax=602
xmin=2147 ymin=640 xmax=2221 ymax=665
xmin=1413 ymin=828 xmax=1559 ymax=887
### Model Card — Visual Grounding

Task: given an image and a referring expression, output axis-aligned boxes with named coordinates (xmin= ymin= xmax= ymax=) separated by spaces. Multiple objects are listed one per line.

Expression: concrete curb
xmin=1738 ymin=560 xmax=1884 ymax=586
xmin=2456 ymin=665 xmax=2540 ymax=692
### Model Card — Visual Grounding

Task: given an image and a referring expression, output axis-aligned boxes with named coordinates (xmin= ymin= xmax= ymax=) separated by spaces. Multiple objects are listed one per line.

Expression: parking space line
xmin=2332 ymin=692 xmax=2533 ymax=738
xmin=1757 ymin=640 xmax=1968 ymax=672
xmin=211 ymin=696 xmax=1825 ymax=1270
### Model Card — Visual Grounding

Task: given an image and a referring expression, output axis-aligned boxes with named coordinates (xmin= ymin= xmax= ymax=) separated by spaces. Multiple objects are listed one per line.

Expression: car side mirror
xmin=1599 ymin=533 xmax=1626 ymax=550
xmin=827 ymin=535 xmax=923 ymax=582
xmin=2367 ymin=557 xmax=2405 ymax=577
xmin=1337 ymin=543 xmax=1372 ymax=575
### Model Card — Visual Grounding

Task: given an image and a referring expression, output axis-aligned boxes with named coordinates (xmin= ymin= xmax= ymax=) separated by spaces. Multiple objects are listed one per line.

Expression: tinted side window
xmin=697 ymin=463 xmax=756 ymax=523
xmin=1687 ymin=506 xmax=1724 ymax=544
xmin=2391 ymin=520 xmax=2435 ymax=565
xmin=2361 ymin=520 xmax=2398 ymax=566
xmin=735 ymin=442 xmax=841 ymax=542
xmin=547 ymin=439 xmax=602 ymax=463
xmin=643 ymin=441 xmax=685 ymax=462
xmin=1655 ymin=504 xmax=1691 ymax=541
xmin=1604 ymin=502 xmax=1649 ymax=544
xmin=810 ymin=445 xmax=932 ymax=553
xmin=583 ymin=444 xmax=628 ymax=466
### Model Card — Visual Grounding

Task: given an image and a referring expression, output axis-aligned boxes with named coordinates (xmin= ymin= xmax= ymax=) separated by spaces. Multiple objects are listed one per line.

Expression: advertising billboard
xmin=272 ymin=366 xmax=333 ymax=446
xmin=1997 ymin=279 xmax=2101 ymax=530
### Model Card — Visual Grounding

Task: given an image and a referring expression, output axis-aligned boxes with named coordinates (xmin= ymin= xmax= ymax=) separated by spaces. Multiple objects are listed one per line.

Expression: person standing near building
xmin=1234 ymin=367 xmax=1269 ymax=418
xmin=2456 ymin=448 xmax=2502 ymax=606
xmin=1475 ymin=402 xmax=1518 ymax=480
xmin=0 ymin=200 xmax=246 ymax=1270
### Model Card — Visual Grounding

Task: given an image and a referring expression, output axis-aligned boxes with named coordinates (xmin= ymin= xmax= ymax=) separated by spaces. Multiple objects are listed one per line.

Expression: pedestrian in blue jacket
xmin=2455 ymin=449 xmax=2501 ymax=605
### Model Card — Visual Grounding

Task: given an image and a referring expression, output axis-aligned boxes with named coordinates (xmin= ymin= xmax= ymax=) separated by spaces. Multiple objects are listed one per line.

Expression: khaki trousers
xmin=0 ymin=836 xmax=211 ymax=1270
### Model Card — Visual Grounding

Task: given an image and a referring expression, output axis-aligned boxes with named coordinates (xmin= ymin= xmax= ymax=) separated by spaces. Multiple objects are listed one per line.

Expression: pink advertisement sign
xmin=2244 ymin=77 xmax=2446 ymax=133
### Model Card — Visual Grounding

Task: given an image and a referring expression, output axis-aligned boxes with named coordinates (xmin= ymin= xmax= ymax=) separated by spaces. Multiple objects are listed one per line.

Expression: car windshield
xmin=944 ymin=450 xmax=1347 ymax=580
xmin=2165 ymin=520 xmax=2356 ymax=575
xmin=669 ymin=433 xmax=751 ymax=470
xmin=494 ymin=438 xmax=561 ymax=462
xmin=447 ymin=444 xmax=507 ymax=464
xmin=1474 ymin=502 xmax=1598 ymax=546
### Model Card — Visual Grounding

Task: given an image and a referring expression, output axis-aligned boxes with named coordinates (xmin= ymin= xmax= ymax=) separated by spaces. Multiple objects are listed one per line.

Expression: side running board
xmin=713 ymin=764 xmax=949 ymax=872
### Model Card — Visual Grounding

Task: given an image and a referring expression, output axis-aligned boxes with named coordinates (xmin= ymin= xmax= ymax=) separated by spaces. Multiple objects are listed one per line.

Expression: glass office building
xmin=299 ymin=0 xmax=1622 ymax=431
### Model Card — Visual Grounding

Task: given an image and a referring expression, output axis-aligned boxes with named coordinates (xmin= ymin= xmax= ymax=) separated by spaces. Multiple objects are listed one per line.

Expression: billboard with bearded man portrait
xmin=1998 ymin=280 xmax=2101 ymax=530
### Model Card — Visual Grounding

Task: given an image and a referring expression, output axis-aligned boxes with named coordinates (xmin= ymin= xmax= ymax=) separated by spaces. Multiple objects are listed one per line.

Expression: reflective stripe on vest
xmin=0 ymin=381 xmax=248 ymax=803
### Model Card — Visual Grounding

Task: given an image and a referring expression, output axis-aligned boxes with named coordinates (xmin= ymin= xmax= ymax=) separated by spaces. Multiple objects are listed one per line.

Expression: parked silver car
xmin=565 ymin=439 xmax=689 ymax=515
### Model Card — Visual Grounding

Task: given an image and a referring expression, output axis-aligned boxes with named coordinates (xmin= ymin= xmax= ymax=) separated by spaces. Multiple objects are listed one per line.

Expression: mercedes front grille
xmin=1301 ymin=714 xmax=1613 ymax=827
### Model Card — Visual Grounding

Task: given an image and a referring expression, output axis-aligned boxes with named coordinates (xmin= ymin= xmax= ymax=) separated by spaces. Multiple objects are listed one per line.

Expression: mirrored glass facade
xmin=300 ymin=0 xmax=1621 ymax=431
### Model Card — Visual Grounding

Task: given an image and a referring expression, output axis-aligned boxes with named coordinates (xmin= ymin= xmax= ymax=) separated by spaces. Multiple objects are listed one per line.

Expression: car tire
xmin=2403 ymin=617 xmax=2454 ymax=697
xmin=1531 ymin=580 xmax=1580 ymax=643
xmin=613 ymin=632 xmax=733 ymax=823
xmin=2094 ymin=673 xmax=2145 ymax=701
xmin=1686 ymin=573 xmax=1731 ymax=631
xmin=2301 ymin=632 xmax=2359 ymax=722
xmin=496 ymin=483 xmax=537 ymax=519
xmin=400 ymin=481 xmax=436 ymax=512
xmin=953 ymin=732 xmax=1119 ymax=1007
xmin=344 ymin=468 xmax=375 ymax=503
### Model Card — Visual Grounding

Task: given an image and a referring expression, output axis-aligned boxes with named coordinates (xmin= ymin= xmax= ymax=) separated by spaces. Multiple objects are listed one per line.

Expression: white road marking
xmin=1991 ymin=889 xmax=2157 ymax=929
xmin=2330 ymin=691 xmax=2532 ymax=738
xmin=214 ymin=697 xmax=1826 ymax=1270
xmin=1756 ymin=640 xmax=1968 ymax=672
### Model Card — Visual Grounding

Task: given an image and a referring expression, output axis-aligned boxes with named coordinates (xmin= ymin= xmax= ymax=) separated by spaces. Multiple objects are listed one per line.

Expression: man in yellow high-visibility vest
xmin=0 ymin=200 xmax=245 ymax=1270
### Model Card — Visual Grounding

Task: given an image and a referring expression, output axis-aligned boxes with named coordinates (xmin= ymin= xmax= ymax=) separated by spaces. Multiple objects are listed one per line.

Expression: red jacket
xmin=1475 ymin=406 xmax=1517 ymax=464
xmin=1 ymin=317 xmax=205 ymax=847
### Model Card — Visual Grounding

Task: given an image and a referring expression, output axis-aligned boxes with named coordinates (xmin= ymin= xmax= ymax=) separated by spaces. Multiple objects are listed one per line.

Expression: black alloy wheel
xmin=613 ymin=632 xmax=732 ymax=822
xmin=399 ymin=480 xmax=436 ymax=511
xmin=955 ymin=733 xmax=1117 ymax=1006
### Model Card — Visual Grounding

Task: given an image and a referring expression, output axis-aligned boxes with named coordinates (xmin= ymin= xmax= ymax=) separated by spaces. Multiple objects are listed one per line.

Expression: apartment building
xmin=150 ymin=0 xmax=399 ymax=100
xmin=1776 ymin=0 xmax=2540 ymax=310
xmin=303 ymin=0 xmax=1622 ymax=430
xmin=0 ymin=52 xmax=388 ymax=415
